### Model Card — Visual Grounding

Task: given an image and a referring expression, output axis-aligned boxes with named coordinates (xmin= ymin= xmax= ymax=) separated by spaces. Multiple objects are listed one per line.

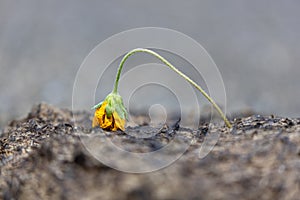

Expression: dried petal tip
xmin=92 ymin=93 xmax=127 ymax=131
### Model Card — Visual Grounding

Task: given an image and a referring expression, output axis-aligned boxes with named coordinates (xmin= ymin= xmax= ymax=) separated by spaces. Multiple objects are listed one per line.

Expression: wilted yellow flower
xmin=92 ymin=48 xmax=231 ymax=131
xmin=92 ymin=92 xmax=127 ymax=131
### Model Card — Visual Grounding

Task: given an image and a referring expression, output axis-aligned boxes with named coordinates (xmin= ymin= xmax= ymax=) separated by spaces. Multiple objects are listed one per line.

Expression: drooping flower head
xmin=92 ymin=92 xmax=127 ymax=131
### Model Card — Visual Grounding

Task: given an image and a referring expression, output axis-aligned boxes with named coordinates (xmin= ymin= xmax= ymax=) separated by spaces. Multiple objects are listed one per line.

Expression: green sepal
xmin=105 ymin=105 xmax=113 ymax=117
xmin=91 ymin=101 xmax=103 ymax=110
xmin=93 ymin=92 xmax=127 ymax=120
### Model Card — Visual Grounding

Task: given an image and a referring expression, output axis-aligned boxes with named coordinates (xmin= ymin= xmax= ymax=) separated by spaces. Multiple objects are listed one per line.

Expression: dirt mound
xmin=1 ymin=103 xmax=300 ymax=199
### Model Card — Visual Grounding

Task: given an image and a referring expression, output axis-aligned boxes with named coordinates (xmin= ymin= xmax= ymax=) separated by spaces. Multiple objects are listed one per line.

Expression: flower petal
xmin=92 ymin=115 xmax=99 ymax=128
xmin=113 ymin=111 xmax=125 ymax=131
xmin=101 ymin=114 xmax=113 ymax=129
xmin=98 ymin=101 xmax=107 ymax=117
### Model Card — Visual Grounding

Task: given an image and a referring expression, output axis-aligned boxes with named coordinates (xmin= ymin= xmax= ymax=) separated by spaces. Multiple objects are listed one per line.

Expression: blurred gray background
xmin=1 ymin=0 xmax=299 ymax=127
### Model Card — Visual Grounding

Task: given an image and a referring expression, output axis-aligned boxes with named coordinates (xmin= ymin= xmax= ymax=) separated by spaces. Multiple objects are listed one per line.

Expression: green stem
xmin=113 ymin=48 xmax=232 ymax=128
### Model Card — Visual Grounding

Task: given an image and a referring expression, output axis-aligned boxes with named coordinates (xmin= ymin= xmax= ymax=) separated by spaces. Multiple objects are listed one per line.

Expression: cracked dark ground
xmin=0 ymin=103 xmax=300 ymax=200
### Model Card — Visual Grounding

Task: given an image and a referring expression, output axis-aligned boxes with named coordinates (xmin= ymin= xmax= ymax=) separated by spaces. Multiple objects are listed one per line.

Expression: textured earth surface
xmin=1 ymin=103 xmax=300 ymax=200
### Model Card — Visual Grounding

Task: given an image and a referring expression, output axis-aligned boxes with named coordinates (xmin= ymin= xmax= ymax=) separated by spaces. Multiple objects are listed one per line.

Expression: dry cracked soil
xmin=1 ymin=103 xmax=300 ymax=200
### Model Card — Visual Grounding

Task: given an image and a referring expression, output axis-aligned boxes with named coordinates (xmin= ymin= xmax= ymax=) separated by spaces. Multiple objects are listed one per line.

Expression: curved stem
xmin=113 ymin=48 xmax=232 ymax=128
